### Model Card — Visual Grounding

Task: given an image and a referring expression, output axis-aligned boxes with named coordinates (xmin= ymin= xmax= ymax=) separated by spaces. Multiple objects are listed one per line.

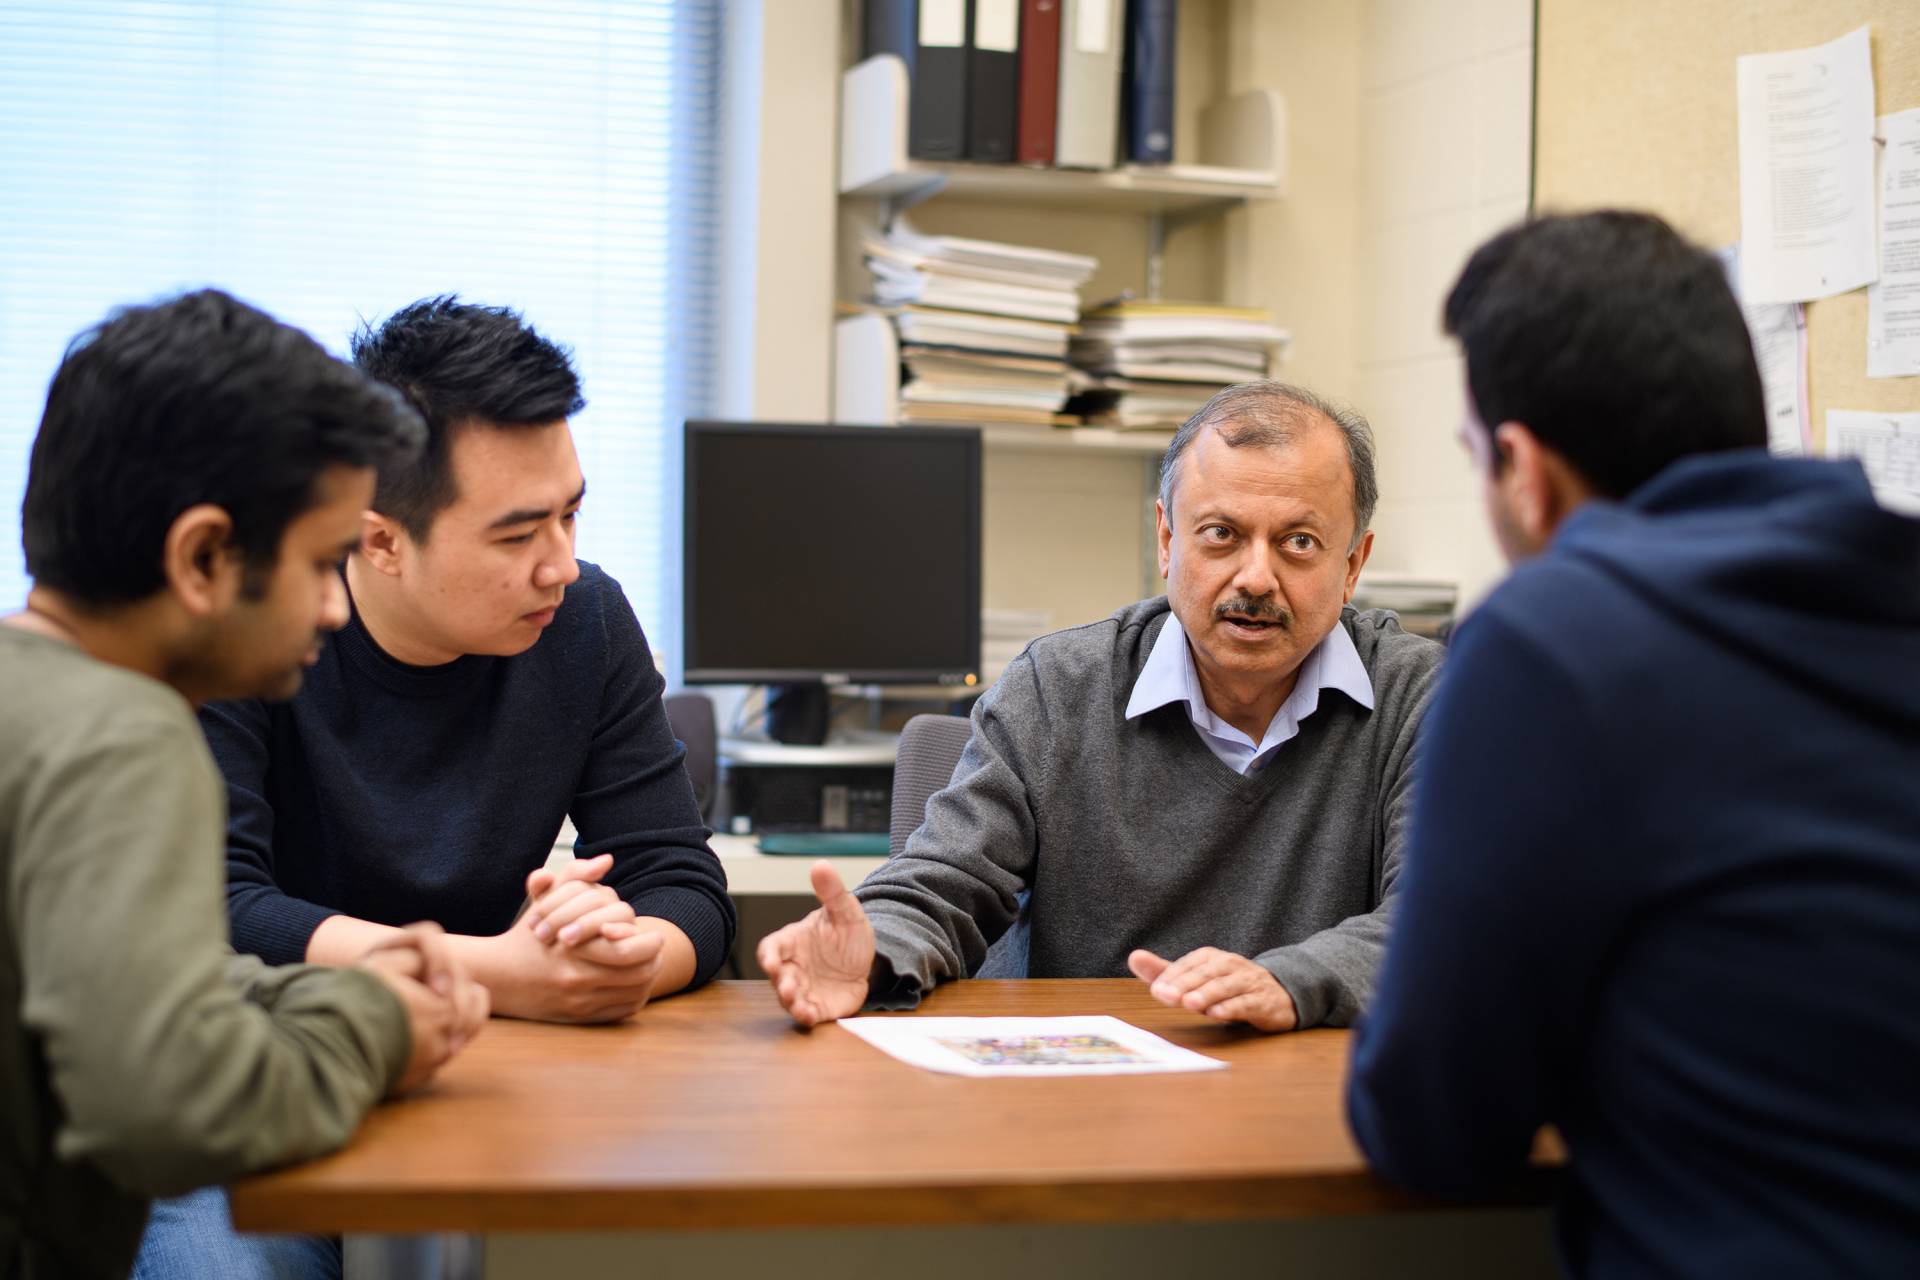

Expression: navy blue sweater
xmin=206 ymin=561 xmax=736 ymax=986
xmin=1349 ymin=453 xmax=1920 ymax=1278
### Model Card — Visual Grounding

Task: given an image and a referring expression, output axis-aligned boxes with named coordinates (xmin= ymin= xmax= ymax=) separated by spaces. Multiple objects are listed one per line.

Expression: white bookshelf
xmin=981 ymin=425 xmax=1172 ymax=454
xmin=833 ymin=42 xmax=1285 ymax=609
xmin=832 ymin=54 xmax=1285 ymax=434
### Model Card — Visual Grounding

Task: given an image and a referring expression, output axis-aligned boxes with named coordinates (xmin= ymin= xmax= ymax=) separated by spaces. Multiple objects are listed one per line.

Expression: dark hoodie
xmin=1348 ymin=451 xmax=1920 ymax=1278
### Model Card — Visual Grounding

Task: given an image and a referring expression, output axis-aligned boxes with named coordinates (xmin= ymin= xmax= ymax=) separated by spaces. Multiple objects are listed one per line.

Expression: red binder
xmin=1016 ymin=0 xmax=1061 ymax=166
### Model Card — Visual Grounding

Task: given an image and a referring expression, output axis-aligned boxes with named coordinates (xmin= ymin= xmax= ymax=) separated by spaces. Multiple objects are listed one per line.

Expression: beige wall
xmin=1351 ymin=0 xmax=1533 ymax=608
xmin=1219 ymin=0 xmax=1364 ymax=403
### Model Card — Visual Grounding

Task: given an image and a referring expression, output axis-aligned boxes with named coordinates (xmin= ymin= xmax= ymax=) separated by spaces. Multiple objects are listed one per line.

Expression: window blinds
xmin=0 ymin=0 xmax=725 ymax=642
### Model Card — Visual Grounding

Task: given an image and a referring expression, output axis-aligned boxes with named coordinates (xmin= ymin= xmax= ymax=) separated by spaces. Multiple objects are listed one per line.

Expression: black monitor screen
xmin=682 ymin=422 xmax=981 ymax=684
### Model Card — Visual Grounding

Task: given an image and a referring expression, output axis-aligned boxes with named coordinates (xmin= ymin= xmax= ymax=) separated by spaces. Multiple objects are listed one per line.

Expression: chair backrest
xmin=888 ymin=713 xmax=973 ymax=856
xmin=663 ymin=692 xmax=719 ymax=822
xmin=889 ymin=710 xmax=1030 ymax=978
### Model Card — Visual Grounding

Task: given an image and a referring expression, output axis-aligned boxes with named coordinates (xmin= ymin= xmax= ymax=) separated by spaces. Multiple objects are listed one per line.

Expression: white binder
xmin=1055 ymin=0 xmax=1122 ymax=170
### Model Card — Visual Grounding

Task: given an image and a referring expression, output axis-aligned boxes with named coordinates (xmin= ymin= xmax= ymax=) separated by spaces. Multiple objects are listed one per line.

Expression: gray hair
xmin=1156 ymin=381 xmax=1377 ymax=549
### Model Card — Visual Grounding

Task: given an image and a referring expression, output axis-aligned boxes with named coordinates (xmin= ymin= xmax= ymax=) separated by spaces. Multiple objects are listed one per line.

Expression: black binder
xmin=966 ymin=0 xmax=1021 ymax=162
xmin=1122 ymin=0 xmax=1176 ymax=164
xmin=866 ymin=0 xmax=969 ymax=162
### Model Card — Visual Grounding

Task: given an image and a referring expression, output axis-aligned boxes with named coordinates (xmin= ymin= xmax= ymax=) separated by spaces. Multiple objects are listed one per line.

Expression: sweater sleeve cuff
xmin=1255 ymin=947 xmax=1341 ymax=1029
xmin=628 ymin=885 xmax=735 ymax=988
xmin=863 ymin=948 xmax=925 ymax=1011
xmin=222 ymin=957 xmax=413 ymax=1095
xmin=232 ymin=898 xmax=342 ymax=967
xmin=333 ymin=967 xmax=414 ymax=1095
xmin=866 ymin=919 xmax=934 ymax=1009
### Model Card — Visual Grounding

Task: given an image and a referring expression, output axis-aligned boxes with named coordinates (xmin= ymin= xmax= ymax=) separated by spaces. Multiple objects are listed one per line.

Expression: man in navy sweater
xmin=1347 ymin=212 xmax=1920 ymax=1277
xmin=136 ymin=297 xmax=734 ymax=1279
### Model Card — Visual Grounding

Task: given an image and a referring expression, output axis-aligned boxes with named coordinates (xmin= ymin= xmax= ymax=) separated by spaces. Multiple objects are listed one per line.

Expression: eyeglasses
xmin=1456 ymin=415 xmax=1496 ymax=473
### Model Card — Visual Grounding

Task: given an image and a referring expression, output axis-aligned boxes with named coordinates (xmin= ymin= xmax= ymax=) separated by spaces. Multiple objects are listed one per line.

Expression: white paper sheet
xmin=1869 ymin=109 xmax=1920 ymax=378
xmin=1827 ymin=410 xmax=1920 ymax=514
xmin=1719 ymin=244 xmax=1811 ymax=455
xmin=1736 ymin=25 xmax=1878 ymax=304
xmin=838 ymin=1015 xmax=1229 ymax=1078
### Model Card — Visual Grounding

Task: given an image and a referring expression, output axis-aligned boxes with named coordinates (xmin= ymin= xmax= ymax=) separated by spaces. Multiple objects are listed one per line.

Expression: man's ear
xmin=1342 ymin=529 xmax=1374 ymax=604
xmin=162 ymin=504 xmax=244 ymax=618
xmin=1492 ymin=422 xmax=1569 ymax=546
xmin=358 ymin=509 xmax=409 ymax=576
xmin=1154 ymin=499 xmax=1173 ymax=581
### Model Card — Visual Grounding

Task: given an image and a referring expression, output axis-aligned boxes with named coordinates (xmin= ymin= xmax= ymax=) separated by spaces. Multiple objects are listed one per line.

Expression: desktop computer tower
xmin=722 ymin=757 xmax=893 ymax=835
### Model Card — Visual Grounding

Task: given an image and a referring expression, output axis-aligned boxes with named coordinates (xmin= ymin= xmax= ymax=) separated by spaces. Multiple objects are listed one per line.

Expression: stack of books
xmin=1068 ymin=300 xmax=1292 ymax=430
xmin=865 ymin=221 xmax=1098 ymax=427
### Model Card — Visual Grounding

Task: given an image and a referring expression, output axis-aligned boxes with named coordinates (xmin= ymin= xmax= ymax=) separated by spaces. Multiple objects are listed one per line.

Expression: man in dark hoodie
xmin=1347 ymin=211 xmax=1920 ymax=1277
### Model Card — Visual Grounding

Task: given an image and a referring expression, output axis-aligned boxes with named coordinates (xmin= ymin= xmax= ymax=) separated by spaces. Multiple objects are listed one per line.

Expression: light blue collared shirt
xmin=1124 ymin=613 xmax=1376 ymax=776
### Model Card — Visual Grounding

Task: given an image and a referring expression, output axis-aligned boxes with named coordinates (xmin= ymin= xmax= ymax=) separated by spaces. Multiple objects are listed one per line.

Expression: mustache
xmin=1215 ymin=596 xmax=1292 ymax=626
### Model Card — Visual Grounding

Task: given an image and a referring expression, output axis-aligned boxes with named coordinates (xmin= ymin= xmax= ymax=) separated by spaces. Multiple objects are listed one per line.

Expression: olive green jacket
xmin=0 ymin=627 xmax=408 ymax=1278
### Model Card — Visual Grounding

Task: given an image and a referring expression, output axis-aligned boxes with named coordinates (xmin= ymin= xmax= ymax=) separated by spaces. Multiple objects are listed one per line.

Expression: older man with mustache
xmin=759 ymin=381 xmax=1444 ymax=1033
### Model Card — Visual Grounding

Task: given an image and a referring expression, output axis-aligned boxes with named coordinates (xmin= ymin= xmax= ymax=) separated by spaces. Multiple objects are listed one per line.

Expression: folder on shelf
xmin=967 ymin=0 xmax=1020 ymax=162
xmin=1016 ymin=0 xmax=1062 ymax=165
xmin=866 ymin=0 xmax=969 ymax=161
xmin=1122 ymin=0 xmax=1176 ymax=164
xmin=1056 ymin=0 xmax=1123 ymax=169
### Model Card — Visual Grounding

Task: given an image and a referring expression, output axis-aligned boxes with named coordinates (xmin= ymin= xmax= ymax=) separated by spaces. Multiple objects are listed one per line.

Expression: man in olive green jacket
xmin=0 ymin=290 xmax=490 ymax=1278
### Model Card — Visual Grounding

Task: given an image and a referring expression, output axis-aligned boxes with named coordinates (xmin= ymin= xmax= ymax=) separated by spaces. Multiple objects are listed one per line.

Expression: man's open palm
xmin=756 ymin=861 xmax=874 ymax=1027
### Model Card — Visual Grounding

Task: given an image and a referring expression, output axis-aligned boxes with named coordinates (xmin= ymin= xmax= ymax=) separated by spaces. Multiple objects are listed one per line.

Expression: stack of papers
xmin=1069 ymin=300 xmax=1291 ymax=430
xmin=864 ymin=221 xmax=1099 ymax=427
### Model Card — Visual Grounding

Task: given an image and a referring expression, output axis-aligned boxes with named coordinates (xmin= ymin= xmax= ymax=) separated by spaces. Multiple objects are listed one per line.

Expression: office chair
xmin=888 ymin=713 xmax=1031 ymax=979
xmin=888 ymin=713 xmax=974 ymax=856
xmin=663 ymin=692 xmax=719 ymax=823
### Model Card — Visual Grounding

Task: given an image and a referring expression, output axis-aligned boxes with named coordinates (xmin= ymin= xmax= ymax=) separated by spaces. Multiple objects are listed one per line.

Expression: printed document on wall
xmin=1827 ymin=410 xmax=1920 ymax=514
xmin=1718 ymin=244 xmax=1810 ymax=454
xmin=1736 ymin=25 xmax=1878 ymax=304
xmin=1868 ymin=109 xmax=1920 ymax=378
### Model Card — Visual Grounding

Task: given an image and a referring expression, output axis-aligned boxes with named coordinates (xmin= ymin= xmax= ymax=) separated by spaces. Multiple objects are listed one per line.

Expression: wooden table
xmin=233 ymin=981 xmax=1560 ymax=1278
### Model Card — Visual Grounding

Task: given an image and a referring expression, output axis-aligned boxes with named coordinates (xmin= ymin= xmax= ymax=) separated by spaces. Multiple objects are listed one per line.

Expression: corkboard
xmin=1534 ymin=1 xmax=1920 ymax=442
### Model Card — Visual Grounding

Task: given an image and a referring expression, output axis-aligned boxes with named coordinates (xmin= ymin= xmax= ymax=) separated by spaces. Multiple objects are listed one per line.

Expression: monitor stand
xmin=765 ymin=681 xmax=830 ymax=745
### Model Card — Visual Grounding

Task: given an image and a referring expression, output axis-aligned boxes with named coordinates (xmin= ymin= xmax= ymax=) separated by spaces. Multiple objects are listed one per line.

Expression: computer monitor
xmin=682 ymin=421 xmax=982 ymax=743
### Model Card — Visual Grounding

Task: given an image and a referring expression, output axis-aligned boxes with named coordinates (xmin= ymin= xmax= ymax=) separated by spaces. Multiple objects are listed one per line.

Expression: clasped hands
xmin=354 ymin=923 xmax=489 ymax=1095
xmin=487 ymin=852 xmax=665 ymax=1024
xmin=758 ymin=860 xmax=1296 ymax=1033
xmin=350 ymin=853 xmax=657 ymax=1094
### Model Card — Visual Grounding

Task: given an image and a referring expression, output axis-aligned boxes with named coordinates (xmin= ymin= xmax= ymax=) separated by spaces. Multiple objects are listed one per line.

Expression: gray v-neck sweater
xmin=858 ymin=597 xmax=1444 ymax=1027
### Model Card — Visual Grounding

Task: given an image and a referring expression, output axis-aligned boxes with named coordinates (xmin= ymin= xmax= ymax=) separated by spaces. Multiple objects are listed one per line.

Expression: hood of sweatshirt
xmin=1550 ymin=449 xmax=1920 ymax=731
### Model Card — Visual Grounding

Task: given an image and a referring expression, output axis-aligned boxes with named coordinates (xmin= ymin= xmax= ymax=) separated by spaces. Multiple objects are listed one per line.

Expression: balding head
xmin=1157 ymin=381 xmax=1377 ymax=550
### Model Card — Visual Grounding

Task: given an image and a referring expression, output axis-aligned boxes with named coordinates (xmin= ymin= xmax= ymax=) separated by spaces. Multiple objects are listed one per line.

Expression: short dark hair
xmin=1444 ymin=211 xmax=1766 ymax=499
xmin=350 ymin=296 xmax=586 ymax=540
xmin=1158 ymin=381 xmax=1378 ymax=549
xmin=22 ymin=289 xmax=425 ymax=607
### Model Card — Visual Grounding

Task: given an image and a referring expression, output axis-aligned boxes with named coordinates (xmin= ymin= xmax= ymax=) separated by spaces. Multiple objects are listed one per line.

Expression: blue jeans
xmin=133 ymin=1186 xmax=339 ymax=1280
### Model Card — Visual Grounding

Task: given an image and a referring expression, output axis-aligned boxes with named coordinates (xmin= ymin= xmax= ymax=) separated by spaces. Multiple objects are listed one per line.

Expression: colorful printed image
xmin=934 ymin=1034 xmax=1151 ymax=1068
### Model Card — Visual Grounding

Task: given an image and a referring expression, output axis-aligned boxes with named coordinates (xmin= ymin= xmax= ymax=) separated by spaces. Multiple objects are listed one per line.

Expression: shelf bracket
xmin=879 ymin=173 xmax=948 ymax=232
xmin=1143 ymin=204 xmax=1223 ymax=301
xmin=1146 ymin=211 xmax=1166 ymax=300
